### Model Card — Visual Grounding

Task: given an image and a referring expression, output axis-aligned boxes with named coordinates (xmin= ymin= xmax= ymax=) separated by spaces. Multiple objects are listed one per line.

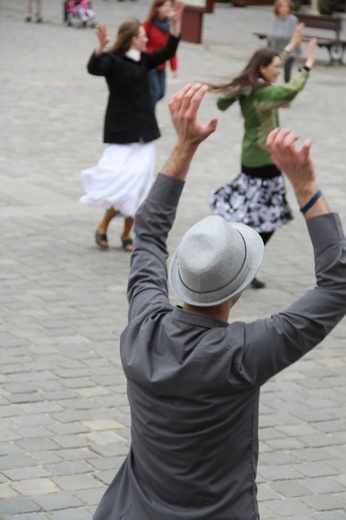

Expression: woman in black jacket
xmin=80 ymin=2 xmax=184 ymax=251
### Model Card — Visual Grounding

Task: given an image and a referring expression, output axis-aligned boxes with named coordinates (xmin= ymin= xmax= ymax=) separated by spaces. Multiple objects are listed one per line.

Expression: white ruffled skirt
xmin=80 ymin=142 xmax=156 ymax=217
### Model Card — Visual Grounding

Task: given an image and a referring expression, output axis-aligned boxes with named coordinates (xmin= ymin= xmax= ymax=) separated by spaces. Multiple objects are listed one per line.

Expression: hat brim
xmin=169 ymin=222 xmax=264 ymax=307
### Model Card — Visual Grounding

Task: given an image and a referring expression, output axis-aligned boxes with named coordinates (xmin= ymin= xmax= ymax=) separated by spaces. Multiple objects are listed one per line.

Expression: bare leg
xmin=95 ymin=207 xmax=118 ymax=248
xmin=36 ymin=0 xmax=42 ymax=21
xmin=121 ymin=217 xmax=134 ymax=252
xmin=26 ymin=0 xmax=33 ymax=20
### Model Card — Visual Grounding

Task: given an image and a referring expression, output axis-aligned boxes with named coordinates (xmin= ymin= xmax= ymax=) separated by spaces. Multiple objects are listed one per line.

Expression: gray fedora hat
xmin=169 ymin=216 xmax=264 ymax=307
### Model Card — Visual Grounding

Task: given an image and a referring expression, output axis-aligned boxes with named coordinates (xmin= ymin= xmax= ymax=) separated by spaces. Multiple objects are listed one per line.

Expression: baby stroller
xmin=64 ymin=0 xmax=97 ymax=28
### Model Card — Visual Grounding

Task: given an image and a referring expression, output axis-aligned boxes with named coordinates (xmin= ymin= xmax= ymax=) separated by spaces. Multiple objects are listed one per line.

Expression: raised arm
xmin=162 ymin=84 xmax=218 ymax=180
xmin=283 ymin=22 xmax=304 ymax=54
xmin=266 ymin=128 xmax=329 ymax=217
xmin=238 ymin=129 xmax=345 ymax=387
xmin=170 ymin=0 xmax=185 ymax=37
xmin=127 ymin=85 xmax=217 ymax=320
xmin=94 ymin=25 xmax=110 ymax=56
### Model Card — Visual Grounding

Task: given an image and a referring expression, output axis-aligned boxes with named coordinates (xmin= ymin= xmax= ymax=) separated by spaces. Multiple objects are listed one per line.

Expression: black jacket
xmin=87 ymin=34 xmax=180 ymax=144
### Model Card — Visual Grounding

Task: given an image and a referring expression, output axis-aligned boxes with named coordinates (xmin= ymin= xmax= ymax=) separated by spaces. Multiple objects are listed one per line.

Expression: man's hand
xmin=266 ymin=128 xmax=329 ymax=217
xmin=162 ymin=84 xmax=218 ymax=181
xmin=169 ymin=84 xmax=218 ymax=149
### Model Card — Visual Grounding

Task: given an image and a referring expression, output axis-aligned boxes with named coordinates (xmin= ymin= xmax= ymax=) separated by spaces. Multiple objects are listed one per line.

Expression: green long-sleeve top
xmin=217 ymin=58 xmax=310 ymax=168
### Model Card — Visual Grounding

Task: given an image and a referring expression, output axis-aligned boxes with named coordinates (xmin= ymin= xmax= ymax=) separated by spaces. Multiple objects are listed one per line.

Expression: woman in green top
xmin=209 ymin=26 xmax=316 ymax=288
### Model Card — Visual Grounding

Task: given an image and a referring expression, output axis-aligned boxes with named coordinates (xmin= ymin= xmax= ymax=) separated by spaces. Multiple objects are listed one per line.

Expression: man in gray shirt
xmin=93 ymin=84 xmax=346 ymax=520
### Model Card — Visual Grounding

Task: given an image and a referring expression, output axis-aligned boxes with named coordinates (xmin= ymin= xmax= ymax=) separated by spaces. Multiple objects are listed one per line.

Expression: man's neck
xmin=182 ymin=301 xmax=232 ymax=323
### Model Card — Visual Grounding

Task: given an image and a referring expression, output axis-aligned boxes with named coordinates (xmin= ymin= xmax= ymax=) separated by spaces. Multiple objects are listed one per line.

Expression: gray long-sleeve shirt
xmin=93 ymin=173 xmax=346 ymax=520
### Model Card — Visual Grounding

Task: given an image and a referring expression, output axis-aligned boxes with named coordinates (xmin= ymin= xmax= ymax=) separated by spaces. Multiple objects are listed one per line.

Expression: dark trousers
xmin=284 ymin=58 xmax=294 ymax=83
xmin=148 ymin=69 xmax=166 ymax=106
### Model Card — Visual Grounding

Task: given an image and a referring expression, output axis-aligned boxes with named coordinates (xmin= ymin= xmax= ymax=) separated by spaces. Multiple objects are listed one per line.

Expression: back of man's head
xmin=169 ymin=216 xmax=264 ymax=307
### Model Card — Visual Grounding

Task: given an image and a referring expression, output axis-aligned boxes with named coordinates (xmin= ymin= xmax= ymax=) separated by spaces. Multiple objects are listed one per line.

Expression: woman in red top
xmin=143 ymin=0 xmax=178 ymax=108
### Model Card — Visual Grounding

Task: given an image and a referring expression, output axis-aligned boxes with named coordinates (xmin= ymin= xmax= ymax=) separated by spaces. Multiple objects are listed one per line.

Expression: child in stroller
xmin=65 ymin=0 xmax=96 ymax=28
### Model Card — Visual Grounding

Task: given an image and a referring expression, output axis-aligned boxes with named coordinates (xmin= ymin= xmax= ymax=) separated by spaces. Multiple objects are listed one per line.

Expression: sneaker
xmin=251 ymin=277 xmax=266 ymax=289
xmin=25 ymin=16 xmax=31 ymax=22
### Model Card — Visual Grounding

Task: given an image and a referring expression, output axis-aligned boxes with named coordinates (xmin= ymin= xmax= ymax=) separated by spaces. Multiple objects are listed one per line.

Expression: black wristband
xmin=300 ymin=190 xmax=322 ymax=214
xmin=303 ymin=65 xmax=311 ymax=72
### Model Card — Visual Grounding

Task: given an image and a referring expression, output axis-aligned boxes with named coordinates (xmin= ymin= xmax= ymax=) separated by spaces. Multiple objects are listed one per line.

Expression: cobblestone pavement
xmin=1 ymin=0 xmax=346 ymax=518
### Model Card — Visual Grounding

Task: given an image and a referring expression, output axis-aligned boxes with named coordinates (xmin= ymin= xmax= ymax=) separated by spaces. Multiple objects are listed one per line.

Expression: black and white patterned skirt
xmin=210 ymin=172 xmax=293 ymax=233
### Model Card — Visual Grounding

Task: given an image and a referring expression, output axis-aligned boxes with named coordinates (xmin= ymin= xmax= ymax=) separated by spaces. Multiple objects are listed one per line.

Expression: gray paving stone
xmin=32 ymin=492 xmax=83 ymax=511
xmin=0 ymin=497 xmax=41 ymax=515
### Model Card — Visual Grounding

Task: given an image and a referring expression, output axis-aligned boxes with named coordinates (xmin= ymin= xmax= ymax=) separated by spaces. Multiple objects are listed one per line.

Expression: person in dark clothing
xmin=80 ymin=1 xmax=184 ymax=252
xmin=93 ymin=83 xmax=346 ymax=519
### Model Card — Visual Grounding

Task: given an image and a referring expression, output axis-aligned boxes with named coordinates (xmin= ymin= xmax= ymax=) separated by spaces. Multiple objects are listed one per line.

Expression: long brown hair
xmin=147 ymin=0 xmax=170 ymax=24
xmin=208 ymin=47 xmax=280 ymax=97
xmin=108 ymin=17 xmax=141 ymax=55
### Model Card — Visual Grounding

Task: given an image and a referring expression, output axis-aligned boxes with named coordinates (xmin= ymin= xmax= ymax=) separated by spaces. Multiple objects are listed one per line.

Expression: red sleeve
xmin=170 ymin=54 xmax=178 ymax=71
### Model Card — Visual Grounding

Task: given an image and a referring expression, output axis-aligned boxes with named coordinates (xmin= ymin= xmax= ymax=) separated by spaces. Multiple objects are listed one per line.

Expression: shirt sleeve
xmin=87 ymin=51 xmax=115 ymax=77
xmin=217 ymin=96 xmax=238 ymax=111
xmin=127 ymin=174 xmax=185 ymax=322
xmin=255 ymin=68 xmax=309 ymax=108
xmin=233 ymin=213 xmax=346 ymax=387
xmin=144 ymin=34 xmax=180 ymax=70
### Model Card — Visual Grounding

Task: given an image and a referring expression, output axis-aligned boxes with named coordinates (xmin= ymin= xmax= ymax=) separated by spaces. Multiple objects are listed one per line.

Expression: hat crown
xmin=178 ymin=219 xmax=246 ymax=294
xmin=169 ymin=215 xmax=264 ymax=307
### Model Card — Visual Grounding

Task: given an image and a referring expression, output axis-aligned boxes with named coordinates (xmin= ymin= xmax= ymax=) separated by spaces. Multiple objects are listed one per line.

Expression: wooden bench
xmin=254 ymin=12 xmax=346 ymax=65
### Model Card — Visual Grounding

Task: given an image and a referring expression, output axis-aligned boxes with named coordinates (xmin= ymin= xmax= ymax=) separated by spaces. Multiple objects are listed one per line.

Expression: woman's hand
xmin=170 ymin=1 xmax=185 ymax=35
xmin=95 ymin=24 xmax=109 ymax=55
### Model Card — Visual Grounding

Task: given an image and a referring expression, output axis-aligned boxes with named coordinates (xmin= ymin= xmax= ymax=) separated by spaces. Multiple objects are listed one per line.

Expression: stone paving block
xmin=32 ymin=491 xmax=83 ymax=511
xmin=82 ymin=419 xmax=125 ymax=431
xmin=266 ymin=497 xmax=312 ymax=517
xmin=10 ymin=478 xmax=60 ymax=496
xmin=43 ymin=460 xmax=94 ymax=476
xmin=0 ymin=496 xmax=41 ymax=515
xmin=303 ymin=493 xmax=346 ymax=512
xmin=302 ymin=477 xmax=345 ymax=495
xmin=0 ymin=483 xmax=19 ymax=499
xmin=296 ymin=461 xmax=340 ymax=478
xmin=51 ymin=474 xmax=103 ymax=492
xmin=87 ymin=455 xmax=126 ymax=471
xmin=270 ymin=479 xmax=311 ymax=498
xmin=51 ymin=410 xmax=93 ymax=423
xmin=46 ymin=508 xmax=93 ymax=520
xmin=15 ymin=438 xmax=61 ymax=453
xmin=3 ymin=466 xmax=51 ymax=481
xmin=258 ymin=465 xmax=304 ymax=482
xmin=0 ymin=454 xmax=36 ymax=471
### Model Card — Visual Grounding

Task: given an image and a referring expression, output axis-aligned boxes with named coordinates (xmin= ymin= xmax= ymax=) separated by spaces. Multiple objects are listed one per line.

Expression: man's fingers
xmin=267 ymin=128 xmax=300 ymax=155
xmin=169 ymin=84 xmax=191 ymax=115
xmin=205 ymin=117 xmax=218 ymax=138
xmin=298 ymin=138 xmax=313 ymax=164
xmin=179 ymin=83 xmax=204 ymax=114
xmin=266 ymin=128 xmax=281 ymax=151
xmin=283 ymin=131 xmax=300 ymax=149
